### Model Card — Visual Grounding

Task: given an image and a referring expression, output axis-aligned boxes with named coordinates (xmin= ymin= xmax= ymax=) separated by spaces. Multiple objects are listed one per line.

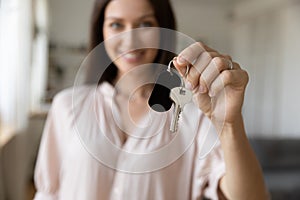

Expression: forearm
xmin=218 ymin=115 xmax=269 ymax=200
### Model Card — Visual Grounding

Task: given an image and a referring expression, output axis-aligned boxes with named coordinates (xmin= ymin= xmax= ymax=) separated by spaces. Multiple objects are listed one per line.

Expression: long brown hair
xmin=85 ymin=0 xmax=177 ymax=85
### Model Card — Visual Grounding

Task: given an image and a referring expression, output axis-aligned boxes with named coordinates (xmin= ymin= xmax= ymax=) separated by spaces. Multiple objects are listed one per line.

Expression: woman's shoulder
xmin=50 ymin=85 xmax=95 ymax=110
xmin=51 ymin=83 xmax=114 ymax=110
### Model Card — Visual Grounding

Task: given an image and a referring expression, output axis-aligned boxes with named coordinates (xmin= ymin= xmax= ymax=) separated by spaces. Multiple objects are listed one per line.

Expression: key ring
xmin=167 ymin=59 xmax=185 ymax=88
xmin=167 ymin=59 xmax=174 ymax=75
xmin=167 ymin=58 xmax=192 ymax=94
xmin=180 ymin=65 xmax=190 ymax=94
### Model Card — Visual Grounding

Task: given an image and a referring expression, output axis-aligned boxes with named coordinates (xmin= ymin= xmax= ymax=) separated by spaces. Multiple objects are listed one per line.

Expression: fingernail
xmin=186 ymin=81 xmax=193 ymax=90
xmin=199 ymin=85 xmax=206 ymax=93
xmin=177 ymin=56 xmax=186 ymax=65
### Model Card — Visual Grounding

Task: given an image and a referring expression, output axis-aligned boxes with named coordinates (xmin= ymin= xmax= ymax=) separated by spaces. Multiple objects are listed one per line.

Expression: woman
xmin=34 ymin=0 xmax=269 ymax=199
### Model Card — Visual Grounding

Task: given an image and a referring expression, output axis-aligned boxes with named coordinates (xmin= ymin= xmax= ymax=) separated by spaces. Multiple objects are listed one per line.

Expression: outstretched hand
xmin=172 ymin=42 xmax=249 ymax=129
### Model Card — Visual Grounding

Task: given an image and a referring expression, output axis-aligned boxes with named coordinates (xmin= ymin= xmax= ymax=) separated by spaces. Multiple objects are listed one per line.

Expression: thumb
xmin=193 ymin=89 xmax=211 ymax=116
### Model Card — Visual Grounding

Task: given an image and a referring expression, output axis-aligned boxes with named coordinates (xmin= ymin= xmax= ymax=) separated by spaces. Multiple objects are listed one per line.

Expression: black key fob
xmin=148 ymin=68 xmax=182 ymax=112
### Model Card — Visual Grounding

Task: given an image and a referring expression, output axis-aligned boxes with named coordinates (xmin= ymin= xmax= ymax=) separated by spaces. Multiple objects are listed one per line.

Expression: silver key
xmin=169 ymin=87 xmax=193 ymax=132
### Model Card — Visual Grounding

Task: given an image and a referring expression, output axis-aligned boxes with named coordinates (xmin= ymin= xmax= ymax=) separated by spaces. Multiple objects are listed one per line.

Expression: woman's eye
xmin=139 ymin=21 xmax=153 ymax=28
xmin=110 ymin=22 xmax=123 ymax=29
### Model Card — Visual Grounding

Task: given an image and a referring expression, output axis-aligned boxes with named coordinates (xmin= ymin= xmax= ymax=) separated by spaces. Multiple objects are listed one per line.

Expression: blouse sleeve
xmin=202 ymin=143 xmax=226 ymax=200
xmin=191 ymin=113 xmax=227 ymax=200
xmin=191 ymin=142 xmax=226 ymax=200
xmin=33 ymin=94 xmax=68 ymax=200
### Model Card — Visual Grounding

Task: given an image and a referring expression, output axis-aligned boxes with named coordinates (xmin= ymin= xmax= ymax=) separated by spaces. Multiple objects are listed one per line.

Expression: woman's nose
xmin=120 ymin=28 xmax=142 ymax=51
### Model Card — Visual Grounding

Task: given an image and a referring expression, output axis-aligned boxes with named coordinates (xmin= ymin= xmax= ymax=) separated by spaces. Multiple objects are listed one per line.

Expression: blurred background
xmin=0 ymin=0 xmax=299 ymax=199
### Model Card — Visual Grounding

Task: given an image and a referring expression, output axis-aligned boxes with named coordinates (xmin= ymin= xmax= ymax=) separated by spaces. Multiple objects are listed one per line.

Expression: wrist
xmin=218 ymin=114 xmax=247 ymax=142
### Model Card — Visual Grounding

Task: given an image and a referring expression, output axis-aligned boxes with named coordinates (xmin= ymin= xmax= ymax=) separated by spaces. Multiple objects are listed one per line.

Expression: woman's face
xmin=103 ymin=0 xmax=159 ymax=76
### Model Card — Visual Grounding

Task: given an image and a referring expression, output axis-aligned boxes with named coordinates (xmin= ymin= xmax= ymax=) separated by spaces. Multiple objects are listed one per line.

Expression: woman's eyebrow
xmin=138 ymin=13 xmax=156 ymax=19
xmin=105 ymin=13 xmax=155 ymax=20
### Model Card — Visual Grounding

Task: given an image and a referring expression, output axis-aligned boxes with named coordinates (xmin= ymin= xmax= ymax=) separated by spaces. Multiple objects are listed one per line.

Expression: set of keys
xmin=168 ymin=61 xmax=193 ymax=133
xmin=169 ymin=86 xmax=193 ymax=132
xmin=148 ymin=59 xmax=193 ymax=133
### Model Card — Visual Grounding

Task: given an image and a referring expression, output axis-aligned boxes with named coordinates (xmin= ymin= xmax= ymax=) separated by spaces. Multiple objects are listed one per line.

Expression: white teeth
xmin=123 ymin=52 xmax=141 ymax=59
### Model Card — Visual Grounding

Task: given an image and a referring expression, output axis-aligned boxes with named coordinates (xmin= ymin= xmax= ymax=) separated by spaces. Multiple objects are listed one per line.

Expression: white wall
xmin=232 ymin=0 xmax=300 ymax=138
xmin=47 ymin=0 xmax=94 ymax=92
xmin=280 ymin=2 xmax=300 ymax=137
xmin=48 ymin=0 xmax=94 ymax=46
xmin=172 ymin=1 xmax=232 ymax=54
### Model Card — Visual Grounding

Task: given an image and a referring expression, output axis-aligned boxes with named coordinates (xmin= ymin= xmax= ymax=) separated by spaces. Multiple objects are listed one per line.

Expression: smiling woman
xmin=33 ymin=0 xmax=269 ymax=199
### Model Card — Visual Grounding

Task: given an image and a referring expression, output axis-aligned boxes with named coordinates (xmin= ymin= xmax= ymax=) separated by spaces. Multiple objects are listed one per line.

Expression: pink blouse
xmin=34 ymin=82 xmax=226 ymax=200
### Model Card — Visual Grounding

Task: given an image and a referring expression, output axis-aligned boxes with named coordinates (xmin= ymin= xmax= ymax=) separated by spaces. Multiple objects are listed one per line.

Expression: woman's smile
xmin=119 ymin=50 xmax=145 ymax=63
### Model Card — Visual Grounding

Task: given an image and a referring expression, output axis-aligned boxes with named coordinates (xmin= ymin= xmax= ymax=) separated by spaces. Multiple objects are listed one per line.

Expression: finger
xmin=172 ymin=57 xmax=187 ymax=76
xmin=209 ymin=65 xmax=248 ymax=97
xmin=223 ymin=54 xmax=232 ymax=61
xmin=174 ymin=42 xmax=223 ymax=75
xmin=192 ymin=51 xmax=220 ymax=74
xmin=173 ymin=51 xmax=217 ymax=76
xmin=193 ymin=91 xmax=212 ymax=115
xmin=199 ymin=42 xmax=217 ymax=52
xmin=184 ymin=52 xmax=221 ymax=88
xmin=176 ymin=42 xmax=207 ymax=67
xmin=197 ymin=57 xmax=234 ymax=93
xmin=231 ymin=61 xmax=241 ymax=70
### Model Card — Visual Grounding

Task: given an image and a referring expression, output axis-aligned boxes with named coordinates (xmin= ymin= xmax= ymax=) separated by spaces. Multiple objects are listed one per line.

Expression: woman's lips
xmin=120 ymin=50 xmax=144 ymax=63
